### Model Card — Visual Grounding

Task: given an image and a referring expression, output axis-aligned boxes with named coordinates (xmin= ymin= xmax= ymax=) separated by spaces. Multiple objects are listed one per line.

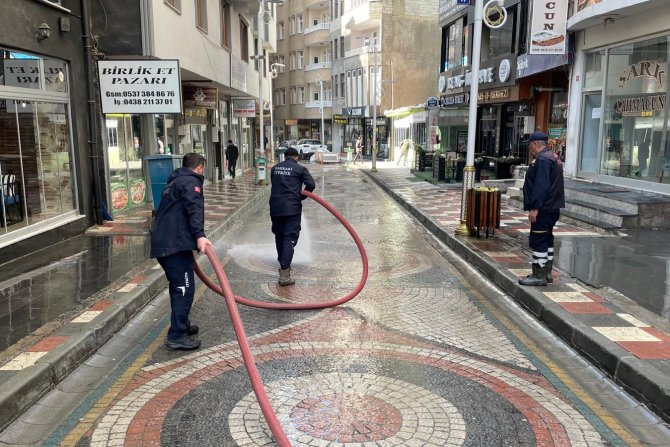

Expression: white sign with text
xmin=98 ymin=60 xmax=182 ymax=114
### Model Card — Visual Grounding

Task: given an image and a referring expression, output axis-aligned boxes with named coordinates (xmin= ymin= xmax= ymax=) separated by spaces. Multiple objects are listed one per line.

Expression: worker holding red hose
xmin=269 ymin=146 xmax=316 ymax=286
xmin=151 ymin=153 xmax=212 ymax=350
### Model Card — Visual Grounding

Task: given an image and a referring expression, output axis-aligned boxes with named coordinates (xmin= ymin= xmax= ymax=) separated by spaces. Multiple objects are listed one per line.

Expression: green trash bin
xmin=146 ymin=154 xmax=182 ymax=209
xmin=256 ymin=156 xmax=268 ymax=185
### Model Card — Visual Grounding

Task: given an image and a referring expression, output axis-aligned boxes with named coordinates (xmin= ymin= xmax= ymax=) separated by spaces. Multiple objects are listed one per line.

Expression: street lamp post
xmin=269 ymin=63 xmax=284 ymax=161
xmin=368 ymin=37 xmax=378 ymax=172
xmin=315 ymin=76 xmax=325 ymax=144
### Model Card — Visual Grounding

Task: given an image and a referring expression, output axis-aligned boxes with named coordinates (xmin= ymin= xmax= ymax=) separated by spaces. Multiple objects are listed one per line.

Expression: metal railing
xmin=305 ymin=61 xmax=332 ymax=71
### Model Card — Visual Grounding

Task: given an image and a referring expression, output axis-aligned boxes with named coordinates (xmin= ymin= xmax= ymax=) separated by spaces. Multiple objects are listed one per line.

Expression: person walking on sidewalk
xmin=353 ymin=136 xmax=363 ymax=163
xmin=269 ymin=147 xmax=316 ymax=286
xmin=225 ymin=139 xmax=239 ymax=179
xmin=519 ymin=132 xmax=565 ymax=287
xmin=397 ymin=138 xmax=413 ymax=166
xmin=151 ymin=153 xmax=213 ymax=350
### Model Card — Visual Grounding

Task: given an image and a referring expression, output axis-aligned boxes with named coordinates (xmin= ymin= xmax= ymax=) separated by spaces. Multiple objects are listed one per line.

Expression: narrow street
xmin=2 ymin=164 xmax=668 ymax=446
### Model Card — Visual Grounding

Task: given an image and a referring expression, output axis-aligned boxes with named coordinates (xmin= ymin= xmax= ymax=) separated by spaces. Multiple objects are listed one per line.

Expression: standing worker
xmin=519 ymin=132 xmax=565 ymax=287
xmin=151 ymin=153 xmax=212 ymax=350
xmin=269 ymin=147 xmax=316 ymax=286
xmin=225 ymin=139 xmax=239 ymax=179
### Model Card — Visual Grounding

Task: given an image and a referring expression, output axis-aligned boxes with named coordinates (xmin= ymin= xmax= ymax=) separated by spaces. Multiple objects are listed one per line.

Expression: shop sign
xmin=529 ymin=0 xmax=568 ymax=55
xmin=426 ymin=96 xmax=440 ymax=110
xmin=618 ymin=60 xmax=666 ymax=90
xmin=613 ymin=94 xmax=665 ymax=117
xmin=478 ymin=87 xmax=510 ymax=103
xmin=443 ymin=57 xmax=515 ymax=91
xmin=439 ymin=0 xmax=468 ymax=24
xmin=483 ymin=0 xmax=507 ymax=29
xmin=183 ymin=86 xmax=218 ymax=109
xmin=440 ymin=92 xmax=470 ymax=107
xmin=577 ymin=0 xmax=603 ymax=12
xmin=364 ymin=117 xmax=387 ymax=126
xmin=98 ymin=59 xmax=182 ymax=114
xmin=344 ymin=107 xmax=364 ymax=117
xmin=233 ymin=99 xmax=256 ymax=117
xmin=333 ymin=114 xmax=349 ymax=124
xmin=285 ymin=119 xmax=299 ymax=125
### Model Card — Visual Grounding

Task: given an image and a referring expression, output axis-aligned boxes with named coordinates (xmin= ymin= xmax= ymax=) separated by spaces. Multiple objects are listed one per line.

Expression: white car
xmin=291 ymin=139 xmax=329 ymax=160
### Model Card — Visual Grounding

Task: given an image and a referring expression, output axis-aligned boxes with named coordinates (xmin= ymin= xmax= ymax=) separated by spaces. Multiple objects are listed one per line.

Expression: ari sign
xmin=98 ymin=60 xmax=182 ymax=114
xmin=529 ymin=0 xmax=568 ymax=55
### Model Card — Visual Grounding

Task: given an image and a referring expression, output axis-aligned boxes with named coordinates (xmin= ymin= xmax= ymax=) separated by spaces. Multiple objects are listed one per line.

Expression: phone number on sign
xmin=106 ymin=91 xmax=175 ymax=98
xmin=118 ymin=98 xmax=174 ymax=105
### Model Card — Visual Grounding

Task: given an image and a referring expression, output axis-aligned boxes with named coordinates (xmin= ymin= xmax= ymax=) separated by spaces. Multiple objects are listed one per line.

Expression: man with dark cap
xmin=151 ymin=153 xmax=212 ymax=350
xmin=269 ymin=146 xmax=316 ymax=286
xmin=519 ymin=131 xmax=565 ymax=287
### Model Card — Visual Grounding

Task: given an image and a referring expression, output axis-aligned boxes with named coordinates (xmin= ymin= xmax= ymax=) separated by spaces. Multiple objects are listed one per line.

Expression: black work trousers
xmin=228 ymin=158 xmax=238 ymax=178
xmin=529 ymin=209 xmax=560 ymax=266
xmin=271 ymin=214 xmax=302 ymax=270
xmin=158 ymin=251 xmax=195 ymax=341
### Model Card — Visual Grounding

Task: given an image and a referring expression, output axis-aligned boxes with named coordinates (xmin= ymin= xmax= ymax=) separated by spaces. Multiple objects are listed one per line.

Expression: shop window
xmin=105 ymin=115 xmax=145 ymax=215
xmin=601 ymin=36 xmax=668 ymax=182
xmin=584 ymin=51 xmax=604 ymax=90
xmin=483 ymin=6 xmax=516 ymax=57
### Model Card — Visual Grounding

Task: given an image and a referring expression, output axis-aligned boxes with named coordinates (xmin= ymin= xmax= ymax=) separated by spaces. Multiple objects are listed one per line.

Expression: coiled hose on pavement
xmin=194 ymin=190 xmax=368 ymax=446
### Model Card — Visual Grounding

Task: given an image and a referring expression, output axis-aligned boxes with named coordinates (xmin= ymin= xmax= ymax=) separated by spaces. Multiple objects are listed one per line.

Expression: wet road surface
xmin=2 ymin=165 xmax=669 ymax=446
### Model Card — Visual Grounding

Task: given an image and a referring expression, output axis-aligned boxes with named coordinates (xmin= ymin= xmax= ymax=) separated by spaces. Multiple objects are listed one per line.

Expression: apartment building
xmin=274 ymin=0 xmax=439 ymax=157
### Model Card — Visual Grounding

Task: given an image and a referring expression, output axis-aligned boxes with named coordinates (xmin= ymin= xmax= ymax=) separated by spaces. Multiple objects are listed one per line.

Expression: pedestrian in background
xmin=397 ymin=138 xmax=413 ymax=166
xmin=353 ymin=136 xmax=363 ymax=163
xmin=225 ymin=139 xmax=239 ymax=179
xmin=269 ymin=147 xmax=316 ymax=286
xmin=151 ymin=153 xmax=212 ymax=350
xmin=519 ymin=132 xmax=565 ymax=287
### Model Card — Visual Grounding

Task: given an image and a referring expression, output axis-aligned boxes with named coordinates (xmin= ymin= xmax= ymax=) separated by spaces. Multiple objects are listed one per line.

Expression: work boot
xmin=545 ymin=259 xmax=554 ymax=283
xmin=165 ymin=336 xmax=201 ymax=351
xmin=525 ymin=260 xmax=554 ymax=284
xmin=187 ymin=324 xmax=200 ymax=336
xmin=278 ymin=268 xmax=295 ymax=286
xmin=519 ymin=263 xmax=548 ymax=287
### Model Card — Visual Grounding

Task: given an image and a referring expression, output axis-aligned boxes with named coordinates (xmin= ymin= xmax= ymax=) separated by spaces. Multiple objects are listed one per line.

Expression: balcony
xmin=305 ymin=61 xmax=331 ymax=71
xmin=342 ymin=0 xmax=381 ymax=32
xmin=304 ymin=22 xmax=330 ymax=47
xmin=344 ymin=45 xmax=380 ymax=59
xmin=305 ymin=100 xmax=332 ymax=109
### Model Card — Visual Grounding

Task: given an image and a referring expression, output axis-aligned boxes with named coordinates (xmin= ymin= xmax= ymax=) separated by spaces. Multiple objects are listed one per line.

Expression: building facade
xmin=566 ymin=0 xmax=670 ymax=193
xmin=0 ymin=0 xmax=92 ymax=261
xmin=274 ymin=0 xmax=439 ymax=159
xmin=435 ymin=0 xmax=571 ymax=180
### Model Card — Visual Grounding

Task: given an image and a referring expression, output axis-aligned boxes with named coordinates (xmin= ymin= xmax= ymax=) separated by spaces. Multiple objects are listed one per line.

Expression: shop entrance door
xmin=580 ymin=93 xmax=601 ymax=174
xmin=480 ymin=119 xmax=497 ymax=157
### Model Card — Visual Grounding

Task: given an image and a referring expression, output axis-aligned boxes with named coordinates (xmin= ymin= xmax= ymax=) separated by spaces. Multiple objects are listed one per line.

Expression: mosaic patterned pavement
xmin=46 ymin=165 xmax=643 ymax=447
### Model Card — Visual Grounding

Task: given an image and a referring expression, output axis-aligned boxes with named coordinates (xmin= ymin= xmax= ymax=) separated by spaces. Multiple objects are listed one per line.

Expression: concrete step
xmin=565 ymin=188 xmax=639 ymax=214
xmin=565 ymin=198 xmax=637 ymax=228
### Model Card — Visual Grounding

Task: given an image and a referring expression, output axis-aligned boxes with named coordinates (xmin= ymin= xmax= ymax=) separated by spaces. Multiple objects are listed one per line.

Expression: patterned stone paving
xmin=51 ymin=164 xmax=635 ymax=446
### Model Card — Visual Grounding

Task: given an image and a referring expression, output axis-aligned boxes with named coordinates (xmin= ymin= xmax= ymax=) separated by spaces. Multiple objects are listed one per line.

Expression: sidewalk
xmin=361 ymin=161 xmax=670 ymax=423
xmin=0 ymin=168 xmax=270 ymax=431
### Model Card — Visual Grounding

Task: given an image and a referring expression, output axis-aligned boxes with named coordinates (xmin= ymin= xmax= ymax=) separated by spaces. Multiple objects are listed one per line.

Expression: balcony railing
xmin=344 ymin=45 xmax=380 ymax=58
xmin=305 ymin=61 xmax=332 ymax=71
xmin=305 ymin=100 xmax=332 ymax=109
xmin=304 ymin=22 xmax=330 ymax=34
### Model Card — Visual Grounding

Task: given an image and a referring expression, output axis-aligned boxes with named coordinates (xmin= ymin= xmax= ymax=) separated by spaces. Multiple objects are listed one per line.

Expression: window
xmin=297 ymin=14 xmax=303 ymax=33
xmin=277 ymin=55 xmax=286 ymax=72
xmin=290 ymin=16 xmax=296 ymax=35
xmin=290 ymin=86 xmax=297 ymax=104
xmin=279 ymin=88 xmax=286 ymax=105
xmin=278 ymin=21 xmax=285 ymax=39
xmin=333 ymin=76 xmax=338 ymax=98
xmin=240 ymin=19 xmax=249 ymax=61
xmin=333 ymin=0 xmax=339 ymax=18
xmin=220 ymin=1 xmax=230 ymax=48
xmin=440 ymin=16 xmax=470 ymax=71
xmin=340 ymin=37 xmax=345 ymax=58
xmin=313 ymin=91 xmax=319 ymax=101
xmin=297 ymin=86 xmax=304 ymax=103
xmin=340 ymin=73 xmax=345 ymax=99
xmin=164 ymin=0 xmax=181 ymax=11
xmin=195 ymin=0 xmax=207 ymax=31
xmin=290 ymin=52 xmax=296 ymax=70
xmin=483 ymin=6 xmax=516 ymax=56
xmin=297 ymin=50 xmax=304 ymax=69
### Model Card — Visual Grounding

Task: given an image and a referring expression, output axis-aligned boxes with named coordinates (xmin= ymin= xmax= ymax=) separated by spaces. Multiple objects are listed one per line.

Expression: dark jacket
xmin=269 ymin=158 xmax=316 ymax=216
xmin=225 ymin=143 xmax=239 ymax=161
xmin=150 ymin=167 xmax=206 ymax=258
xmin=523 ymin=148 xmax=565 ymax=211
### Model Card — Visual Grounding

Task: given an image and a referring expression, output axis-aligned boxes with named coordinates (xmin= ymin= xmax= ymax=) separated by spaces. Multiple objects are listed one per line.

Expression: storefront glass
xmin=600 ymin=36 xmax=669 ymax=181
xmin=0 ymin=50 xmax=77 ymax=238
xmin=105 ymin=114 xmax=146 ymax=214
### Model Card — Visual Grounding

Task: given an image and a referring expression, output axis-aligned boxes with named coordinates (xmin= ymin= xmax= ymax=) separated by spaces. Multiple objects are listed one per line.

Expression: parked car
xmin=290 ymin=139 xmax=329 ymax=160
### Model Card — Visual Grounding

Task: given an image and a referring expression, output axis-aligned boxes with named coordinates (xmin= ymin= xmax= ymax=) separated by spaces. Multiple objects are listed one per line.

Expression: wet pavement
xmin=1 ymin=163 xmax=670 ymax=446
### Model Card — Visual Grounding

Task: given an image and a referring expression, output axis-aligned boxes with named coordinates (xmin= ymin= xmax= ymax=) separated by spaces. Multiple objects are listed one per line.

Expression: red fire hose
xmin=194 ymin=190 xmax=368 ymax=446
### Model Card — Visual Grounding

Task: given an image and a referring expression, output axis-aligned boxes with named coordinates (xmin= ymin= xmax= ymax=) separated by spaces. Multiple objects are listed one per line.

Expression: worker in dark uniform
xmin=269 ymin=146 xmax=316 ymax=286
xmin=151 ymin=153 xmax=212 ymax=350
xmin=519 ymin=132 xmax=565 ymax=286
xmin=225 ymin=139 xmax=239 ymax=179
